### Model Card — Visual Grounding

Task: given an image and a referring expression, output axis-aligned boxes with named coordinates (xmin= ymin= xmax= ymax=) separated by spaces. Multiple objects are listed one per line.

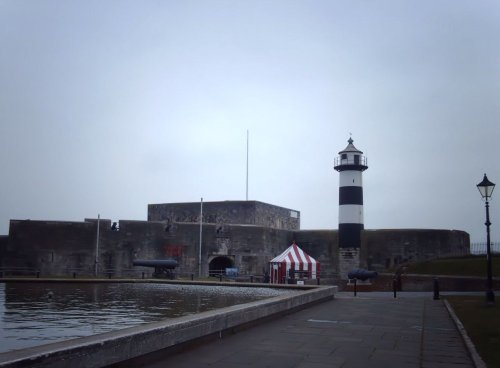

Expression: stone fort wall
xmin=1 ymin=219 xmax=294 ymax=278
xmin=148 ymin=201 xmax=300 ymax=231
xmin=0 ymin=200 xmax=470 ymax=280
xmin=360 ymin=229 xmax=470 ymax=270
xmin=1 ymin=218 xmax=469 ymax=281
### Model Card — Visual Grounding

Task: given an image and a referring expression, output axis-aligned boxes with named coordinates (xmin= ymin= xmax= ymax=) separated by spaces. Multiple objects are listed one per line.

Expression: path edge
xmin=443 ymin=299 xmax=487 ymax=368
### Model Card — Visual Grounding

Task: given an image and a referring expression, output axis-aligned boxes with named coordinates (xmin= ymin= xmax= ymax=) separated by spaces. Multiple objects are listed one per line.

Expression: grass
xmin=446 ymin=296 xmax=500 ymax=368
xmin=402 ymin=255 xmax=500 ymax=277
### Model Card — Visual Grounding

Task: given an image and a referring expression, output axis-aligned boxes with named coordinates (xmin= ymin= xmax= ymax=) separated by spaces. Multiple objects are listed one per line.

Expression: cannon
xmin=347 ymin=268 xmax=378 ymax=281
xmin=133 ymin=259 xmax=178 ymax=279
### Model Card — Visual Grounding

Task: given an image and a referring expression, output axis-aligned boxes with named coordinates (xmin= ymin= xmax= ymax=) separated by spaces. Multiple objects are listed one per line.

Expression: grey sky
xmin=1 ymin=0 xmax=499 ymax=243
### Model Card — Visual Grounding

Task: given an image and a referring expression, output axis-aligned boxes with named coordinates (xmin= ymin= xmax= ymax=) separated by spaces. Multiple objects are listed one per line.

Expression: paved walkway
xmin=136 ymin=292 xmax=475 ymax=368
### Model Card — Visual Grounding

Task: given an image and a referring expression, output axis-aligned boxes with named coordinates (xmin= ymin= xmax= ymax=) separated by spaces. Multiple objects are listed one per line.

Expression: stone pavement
xmin=136 ymin=292 xmax=475 ymax=368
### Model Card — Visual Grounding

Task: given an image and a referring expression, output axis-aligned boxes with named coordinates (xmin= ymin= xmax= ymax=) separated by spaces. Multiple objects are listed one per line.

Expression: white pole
xmin=246 ymin=130 xmax=249 ymax=201
xmin=199 ymin=198 xmax=203 ymax=277
xmin=95 ymin=214 xmax=100 ymax=277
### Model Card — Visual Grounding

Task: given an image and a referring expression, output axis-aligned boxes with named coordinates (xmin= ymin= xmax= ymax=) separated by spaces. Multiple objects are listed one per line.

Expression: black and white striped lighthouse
xmin=334 ymin=137 xmax=368 ymax=278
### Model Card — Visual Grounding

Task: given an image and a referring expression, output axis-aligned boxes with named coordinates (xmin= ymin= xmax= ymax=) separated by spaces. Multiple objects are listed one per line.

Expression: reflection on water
xmin=0 ymin=282 xmax=293 ymax=353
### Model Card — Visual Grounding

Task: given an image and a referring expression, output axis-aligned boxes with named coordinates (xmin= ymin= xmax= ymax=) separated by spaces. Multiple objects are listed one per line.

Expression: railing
xmin=0 ymin=267 xmax=151 ymax=279
xmin=333 ymin=156 xmax=368 ymax=167
xmin=470 ymin=242 xmax=500 ymax=255
xmin=0 ymin=267 xmax=41 ymax=278
xmin=0 ymin=267 xmax=328 ymax=284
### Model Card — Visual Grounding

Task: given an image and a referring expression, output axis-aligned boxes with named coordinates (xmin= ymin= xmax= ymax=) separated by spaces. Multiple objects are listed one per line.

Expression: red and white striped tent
xmin=269 ymin=242 xmax=320 ymax=284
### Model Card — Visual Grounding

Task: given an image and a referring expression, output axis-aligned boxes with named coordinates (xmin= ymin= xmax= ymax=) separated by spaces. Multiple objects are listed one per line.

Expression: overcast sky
xmin=1 ymin=0 xmax=499 ymax=243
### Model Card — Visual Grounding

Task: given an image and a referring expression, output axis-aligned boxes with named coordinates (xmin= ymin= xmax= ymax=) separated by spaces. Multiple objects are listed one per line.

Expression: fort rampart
xmin=148 ymin=201 xmax=300 ymax=231
xmin=0 ymin=218 xmax=469 ymax=282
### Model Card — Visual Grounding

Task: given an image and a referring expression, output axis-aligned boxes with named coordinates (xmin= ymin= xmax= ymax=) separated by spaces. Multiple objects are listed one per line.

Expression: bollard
xmin=108 ymin=272 xmax=112 ymax=279
xmin=73 ymin=272 xmax=76 ymax=279
xmin=219 ymin=274 xmax=222 ymax=282
xmin=354 ymin=279 xmax=357 ymax=297
xmin=36 ymin=271 xmax=40 ymax=278
xmin=142 ymin=272 xmax=145 ymax=279
xmin=191 ymin=273 xmax=194 ymax=281
xmin=250 ymin=275 xmax=254 ymax=283
xmin=393 ymin=278 xmax=397 ymax=298
xmin=433 ymin=277 xmax=440 ymax=300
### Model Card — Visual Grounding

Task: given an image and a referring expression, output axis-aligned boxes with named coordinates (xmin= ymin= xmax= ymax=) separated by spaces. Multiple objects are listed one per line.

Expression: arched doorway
xmin=209 ymin=256 xmax=234 ymax=276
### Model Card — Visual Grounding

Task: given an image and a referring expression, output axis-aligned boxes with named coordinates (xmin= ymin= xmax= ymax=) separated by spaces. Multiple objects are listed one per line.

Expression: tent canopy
xmin=269 ymin=241 xmax=320 ymax=283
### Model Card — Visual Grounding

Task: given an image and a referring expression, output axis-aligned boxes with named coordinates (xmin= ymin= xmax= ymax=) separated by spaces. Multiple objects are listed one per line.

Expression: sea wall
xmin=0 ymin=281 xmax=336 ymax=368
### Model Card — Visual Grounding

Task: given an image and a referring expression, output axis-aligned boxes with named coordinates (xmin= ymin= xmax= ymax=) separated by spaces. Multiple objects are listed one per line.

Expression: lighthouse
xmin=334 ymin=137 xmax=368 ymax=279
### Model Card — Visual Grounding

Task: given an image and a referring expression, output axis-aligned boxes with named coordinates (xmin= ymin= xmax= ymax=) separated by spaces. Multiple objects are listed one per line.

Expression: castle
xmin=0 ymin=139 xmax=470 ymax=282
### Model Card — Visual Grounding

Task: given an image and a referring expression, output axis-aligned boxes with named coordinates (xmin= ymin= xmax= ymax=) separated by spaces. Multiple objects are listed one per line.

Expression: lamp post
xmin=477 ymin=174 xmax=496 ymax=304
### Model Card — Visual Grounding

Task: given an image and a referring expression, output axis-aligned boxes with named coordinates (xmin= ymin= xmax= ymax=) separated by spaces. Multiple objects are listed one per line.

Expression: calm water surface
xmin=0 ymin=282 xmax=293 ymax=353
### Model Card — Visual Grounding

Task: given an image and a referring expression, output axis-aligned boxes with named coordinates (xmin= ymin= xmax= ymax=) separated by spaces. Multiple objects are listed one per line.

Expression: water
xmin=0 ymin=282 xmax=293 ymax=353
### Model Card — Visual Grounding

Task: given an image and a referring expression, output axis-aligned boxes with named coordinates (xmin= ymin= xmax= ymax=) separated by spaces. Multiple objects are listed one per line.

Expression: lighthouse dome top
xmin=334 ymin=137 xmax=368 ymax=172
xmin=338 ymin=137 xmax=364 ymax=155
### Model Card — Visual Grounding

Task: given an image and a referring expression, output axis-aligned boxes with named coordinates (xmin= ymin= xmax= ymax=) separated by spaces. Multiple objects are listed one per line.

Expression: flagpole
xmin=95 ymin=214 xmax=100 ymax=277
xmin=246 ymin=130 xmax=249 ymax=201
xmin=199 ymin=198 xmax=203 ymax=277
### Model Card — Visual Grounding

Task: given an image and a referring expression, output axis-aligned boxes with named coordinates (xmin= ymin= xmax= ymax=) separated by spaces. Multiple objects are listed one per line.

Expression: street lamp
xmin=477 ymin=173 xmax=496 ymax=304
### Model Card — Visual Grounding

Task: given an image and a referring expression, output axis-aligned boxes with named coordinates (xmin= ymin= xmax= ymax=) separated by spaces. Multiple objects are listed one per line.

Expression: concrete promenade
xmin=134 ymin=292 xmax=475 ymax=368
